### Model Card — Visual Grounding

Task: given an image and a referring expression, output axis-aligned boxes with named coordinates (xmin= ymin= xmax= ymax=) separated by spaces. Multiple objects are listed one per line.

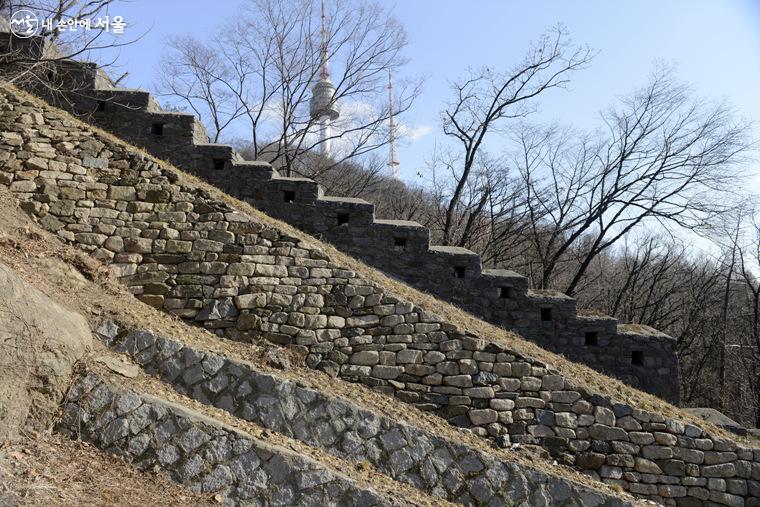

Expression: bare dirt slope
xmin=0 ymin=432 xmax=215 ymax=506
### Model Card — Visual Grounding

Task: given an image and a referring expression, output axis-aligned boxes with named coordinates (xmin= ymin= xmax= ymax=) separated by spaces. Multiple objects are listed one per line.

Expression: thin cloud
xmin=400 ymin=124 xmax=432 ymax=142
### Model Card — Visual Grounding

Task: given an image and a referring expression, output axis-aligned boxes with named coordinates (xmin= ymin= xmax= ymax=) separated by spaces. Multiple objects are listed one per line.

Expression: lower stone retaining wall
xmin=59 ymin=374 xmax=396 ymax=506
xmin=96 ymin=321 xmax=633 ymax=506
xmin=1 ymin=88 xmax=759 ymax=506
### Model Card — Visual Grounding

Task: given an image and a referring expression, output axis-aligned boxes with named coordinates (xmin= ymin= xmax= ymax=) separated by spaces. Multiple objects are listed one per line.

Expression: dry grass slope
xmin=0 ymin=432 xmax=216 ymax=506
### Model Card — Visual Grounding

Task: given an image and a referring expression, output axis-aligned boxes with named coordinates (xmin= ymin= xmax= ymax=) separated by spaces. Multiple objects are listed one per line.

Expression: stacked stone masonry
xmin=0 ymin=86 xmax=758 ymax=506
xmin=60 ymin=373 xmax=402 ymax=506
xmin=95 ymin=321 xmax=633 ymax=506
xmin=0 ymin=31 xmax=678 ymax=402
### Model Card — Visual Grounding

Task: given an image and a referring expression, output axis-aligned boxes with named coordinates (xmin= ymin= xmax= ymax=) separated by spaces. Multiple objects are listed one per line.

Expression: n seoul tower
xmin=309 ymin=0 xmax=340 ymax=158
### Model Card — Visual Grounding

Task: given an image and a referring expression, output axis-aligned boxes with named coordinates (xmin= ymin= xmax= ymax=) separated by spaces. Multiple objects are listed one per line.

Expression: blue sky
xmin=95 ymin=0 xmax=760 ymax=183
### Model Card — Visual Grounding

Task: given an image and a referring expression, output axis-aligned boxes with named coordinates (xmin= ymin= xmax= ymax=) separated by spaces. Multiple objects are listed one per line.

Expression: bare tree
xmin=434 ymin=25 xmax=594 ymax=246
xmin=513 ymin=67 xmax=751 ymax=295
xmin=287 ymin=150 xmax=385 ymax=197
xmin=158 ymin=35 xmax=245 ymax=143
xmin=425 ymin=148 xmax=536 ymax=267
xmin=1 ymin=0 xmax=134 ymax=92
xmin=567 ymin=232 xmax=727 ymax=409
xmin=730 ymin=209 xmax=760 ymax=426
xmin=156 ymin=0 xmax=420 ymax=177
xmin=370 ymin=179 xmax=432 ymax=222
xmin=565 ymin=210 xmax=760 ymax=425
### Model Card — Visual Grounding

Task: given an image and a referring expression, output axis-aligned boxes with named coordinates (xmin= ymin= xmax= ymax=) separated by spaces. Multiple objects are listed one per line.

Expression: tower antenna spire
xmin=388 ymin=69 xmax=400 ymax=179
xmin=320 ymin=0 xmax=329 ymax=80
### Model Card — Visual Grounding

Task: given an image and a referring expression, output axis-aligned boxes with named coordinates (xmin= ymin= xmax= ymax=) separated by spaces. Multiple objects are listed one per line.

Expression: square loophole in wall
xmin=498 ymin=286 xmax=513 ymax=299
xmin=95 ymin=100 xmax=106 ymax=112
xmin=151 ymin=122 xmax=165 ymax=136
xmin=213 ymin=158 xmax=226 ymax=170
xmin=540 ymin=307 xmax=553 ymax=321
xmin=453 ymin=266 xmax=466 ymax=278
xmin=337 ymin=213 xmax=350 ymax=226
xmin=283 ymin=190 xmax=296 ymax=203
xmin=394 ymin=237 xmax=407 ymax=251
xmin=584 ymin=331 xmax=599 ymax=346
xmin=631 ymin=350 xmax=644 ymax=366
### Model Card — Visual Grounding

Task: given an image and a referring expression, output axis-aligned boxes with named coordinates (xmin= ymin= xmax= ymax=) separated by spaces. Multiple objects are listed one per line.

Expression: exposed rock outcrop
xmin=0 ymin=262 xmax=92 ymax=441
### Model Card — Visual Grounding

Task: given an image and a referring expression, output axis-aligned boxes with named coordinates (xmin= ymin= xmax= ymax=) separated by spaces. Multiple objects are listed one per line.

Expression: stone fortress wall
xmin=0 ymin=85 xmax=758 ymax=506
xmin=0 ymin=32 xmax=678 ymax=402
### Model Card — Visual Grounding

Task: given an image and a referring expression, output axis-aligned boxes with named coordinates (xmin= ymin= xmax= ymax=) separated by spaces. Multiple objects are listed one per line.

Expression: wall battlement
xmin=0 ymin=31 xmax=678 ymax=403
